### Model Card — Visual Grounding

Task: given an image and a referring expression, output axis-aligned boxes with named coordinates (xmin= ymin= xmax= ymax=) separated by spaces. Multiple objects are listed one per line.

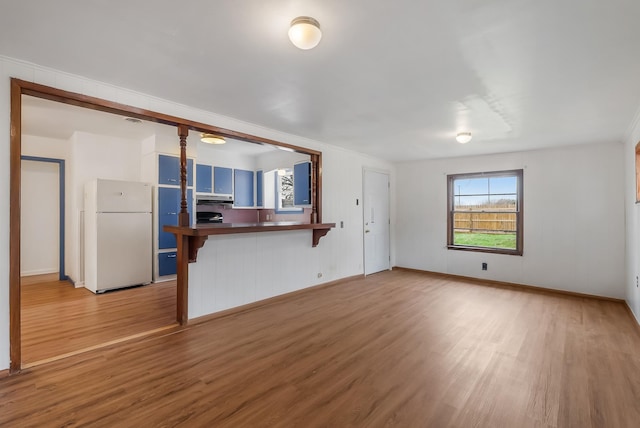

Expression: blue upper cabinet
xmin=214 ymin=166 xmax=233 ymax=194
xmin=158 ymin=154 xmax=179 ymax=185
xmin=293 ymin=161 xmax=311 ymax=206
xmin=234 ymin=169 xmax=254 ymax=207
xmin=196 ymin=164 xmax=212 ymax=193
xmin=256 ymin=170 xmax=263 ymax=207
xmin=158 ymin=154 xmax=193 ymax=187
xmin=187 ymin=159 xmax=193 ymax=187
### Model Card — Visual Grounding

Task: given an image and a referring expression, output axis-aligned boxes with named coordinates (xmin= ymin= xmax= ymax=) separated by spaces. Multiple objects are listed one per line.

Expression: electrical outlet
xmin=317 ymin=272 xmax=323 ymax=278
xmin=340 ymin=221 xmax=344 ymax=228
xmin=482 ymin=262 xmax=488 ymax=271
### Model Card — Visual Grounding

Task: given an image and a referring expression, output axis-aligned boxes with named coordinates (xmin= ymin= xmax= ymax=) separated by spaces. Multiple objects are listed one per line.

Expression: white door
xmin=364 ymin=170 xmax=390 ymax=275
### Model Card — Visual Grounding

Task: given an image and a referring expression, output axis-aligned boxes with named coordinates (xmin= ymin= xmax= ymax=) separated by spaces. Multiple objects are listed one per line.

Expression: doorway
xmin=363 ymin=169 xmax=390 ymax=275
xmin=16 ymin=94 xmax=178 ymax=368
xmin=20 ymin=156 xmax=66 ymax=280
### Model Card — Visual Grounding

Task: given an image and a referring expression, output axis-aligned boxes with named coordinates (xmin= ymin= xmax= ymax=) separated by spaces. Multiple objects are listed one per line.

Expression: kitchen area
xmin=19 ymin=95 xmax=317 ymax=365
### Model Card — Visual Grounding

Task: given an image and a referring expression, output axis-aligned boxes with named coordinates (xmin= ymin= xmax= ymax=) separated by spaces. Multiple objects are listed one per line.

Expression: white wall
xmin=188 ymin=145 xmax=394 ymax=319
xmin=22 ymin=135 xmax=71 ymax=278
xmin=20 ymin=160 xmax=59 ymax=276
xmin=67 ymin=131 xmax=143 ymax=283
xmin=0 ymin=56 xmax=395 ymax=370
xmin=195 ymin=143 xmax=257 ymax=171
xmin=396 ymin=142 xmax=626 ymax=299
xmin=22 ymin=133 xmax=143 ymax=284
xmin=624 ymin=113 xmax=640 ymax=324
xmin=255 ymin=149 xmax=309 ymax=173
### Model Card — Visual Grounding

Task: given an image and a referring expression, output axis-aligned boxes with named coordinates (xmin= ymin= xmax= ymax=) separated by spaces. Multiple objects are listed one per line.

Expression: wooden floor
xmin=3 ymin=270 xmax=640 ymax=427
xmin=21 ymin=274 xmax=177 ymax=364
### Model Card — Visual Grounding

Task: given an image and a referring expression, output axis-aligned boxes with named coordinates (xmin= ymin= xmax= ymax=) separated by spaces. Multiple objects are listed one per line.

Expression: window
xmin=275 ymin=168 xmax=302 ymax=213
xmin=447 ymin=169 xmax=523 ymax=255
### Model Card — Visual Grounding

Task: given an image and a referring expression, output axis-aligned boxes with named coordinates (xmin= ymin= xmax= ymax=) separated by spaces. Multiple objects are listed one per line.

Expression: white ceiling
xmin=3 ymin=0 xmax=640 ymax=161
xmin=22 ymin=96 xmax=277 ymax=156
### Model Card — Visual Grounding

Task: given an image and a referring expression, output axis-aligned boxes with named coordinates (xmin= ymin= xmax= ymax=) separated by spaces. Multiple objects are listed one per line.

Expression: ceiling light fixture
xmin=288 ymin=16 xmax=322 ymax=50
xmin=456 ymin=132 xmax=472 ymax=144
xmin=200 ymin=133 xmax=226 ymax=145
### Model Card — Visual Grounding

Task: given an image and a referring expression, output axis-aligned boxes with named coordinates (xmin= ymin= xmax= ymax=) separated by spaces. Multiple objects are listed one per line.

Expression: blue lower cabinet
xmin=158 ymin=252 xmax=177 ymax=276
xmin=158 ymin=187 xmax=193 ymax=249
xmin=158 ymin=188 xmax=179 ymax=249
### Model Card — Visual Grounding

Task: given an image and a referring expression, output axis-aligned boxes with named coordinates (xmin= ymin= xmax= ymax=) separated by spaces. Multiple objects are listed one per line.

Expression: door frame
xmin=9 ymin=78 xmax=324 ymax=373
xmin=20 ymin=156 xmax=67 ymax=281
xmin=362 ymin=167 xmax=391 ymax=276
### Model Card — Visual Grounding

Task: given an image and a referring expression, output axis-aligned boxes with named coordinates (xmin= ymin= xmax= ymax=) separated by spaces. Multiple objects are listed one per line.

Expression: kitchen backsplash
xmin=197 ymin=204 xmax=311 ymax=223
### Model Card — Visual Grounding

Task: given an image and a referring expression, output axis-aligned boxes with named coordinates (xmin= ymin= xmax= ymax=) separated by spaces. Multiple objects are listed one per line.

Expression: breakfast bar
xmin=164 ymin=221 xmax=335 ymax=262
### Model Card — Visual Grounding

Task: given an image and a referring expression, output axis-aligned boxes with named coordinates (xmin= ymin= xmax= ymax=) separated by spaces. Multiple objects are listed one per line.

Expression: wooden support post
xmin=176 ymin=125 xmax=190 ymax=324
xmin=178 ymin=125 xmax=189 ymax=227
xmin=9 ymin=79 xmax=22 ymax=373
xmin=311 ymin=154 xmax=319 ymax=224
xmin=176 ymin=232 xmax=189 ymax=325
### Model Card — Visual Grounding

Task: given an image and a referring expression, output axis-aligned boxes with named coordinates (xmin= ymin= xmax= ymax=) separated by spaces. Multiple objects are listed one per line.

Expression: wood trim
xmin=22 ymin=324 xmax=180 ymax=369
xmin=164 ymin=222 xmax=336 ymax=237
xmin=310 ymin=154 xmax=318 ymax=223
xmin=177 ymin=125 xmax=189 ymax=227
xmin=9 ymin=78 xmax=326 ymax=370
xmin=188 ymin=274 xmax=364 ymax=327
xmin=9 ymin=79 xmax=22 ymax=374
xmin=14 ymin=79 xmax=321 ymax=156
xmin=446 ymin=169 xmax=524 ymax=256
xmin=636 ymin=142 xmax=640 ymax=203
xmin=393 ymin=267 xmax=626 ymax=303
xmin=317 ymin=154 xmax=323 ymax=223
xmin=164 ymin=222 xmax=335 ymax=261
xmin=176 ymin=234 xmax=189 ymax=325
xmin=0 ymin=368 xmax=8 ymax=379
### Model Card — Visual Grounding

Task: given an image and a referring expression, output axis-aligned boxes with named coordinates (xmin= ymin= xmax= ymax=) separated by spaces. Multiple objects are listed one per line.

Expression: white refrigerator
xmin=84 ymin=179 xmax=152 ymax=293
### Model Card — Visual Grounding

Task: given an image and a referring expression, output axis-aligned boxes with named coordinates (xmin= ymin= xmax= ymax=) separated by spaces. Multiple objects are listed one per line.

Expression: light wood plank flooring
xmin=21 ymin=274 xmax=176 ymax=364
xmin=3 ymin=270 xmax=640 ymax=427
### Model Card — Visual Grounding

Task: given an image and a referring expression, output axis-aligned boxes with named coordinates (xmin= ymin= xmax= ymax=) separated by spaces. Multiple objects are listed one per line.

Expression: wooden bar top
xmin=164 ymin=222 xmax=335 ymax=262
xmin=164 ymin=221 xmax=335 ymax=237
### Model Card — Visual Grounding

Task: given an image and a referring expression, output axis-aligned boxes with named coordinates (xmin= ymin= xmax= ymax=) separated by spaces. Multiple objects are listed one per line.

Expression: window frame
xmin=274 ymin=168 xmax=303 ymax=214
xmin=447 ymin=169 xmax=524 ymax=256
xmin=635 ymin=142 xmax=640 ymax=203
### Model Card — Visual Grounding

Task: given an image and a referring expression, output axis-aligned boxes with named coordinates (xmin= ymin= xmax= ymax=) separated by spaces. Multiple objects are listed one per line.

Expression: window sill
xmin=447 ymin=245 xmax=522 ymax=256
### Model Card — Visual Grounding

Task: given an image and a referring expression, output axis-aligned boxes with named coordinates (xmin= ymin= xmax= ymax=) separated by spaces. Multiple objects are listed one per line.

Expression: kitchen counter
xmin=164 ymin=221 xmax=335 ymax=262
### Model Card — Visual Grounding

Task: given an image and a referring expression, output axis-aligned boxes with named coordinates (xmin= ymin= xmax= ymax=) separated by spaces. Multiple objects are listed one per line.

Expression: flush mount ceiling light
xmin=288 ymin=16 xmax=322 ymax=50
xmin=200 ymin=133 xmax=226 ymax=145
xmin=456 ymin=132 xmax=472 ymax=144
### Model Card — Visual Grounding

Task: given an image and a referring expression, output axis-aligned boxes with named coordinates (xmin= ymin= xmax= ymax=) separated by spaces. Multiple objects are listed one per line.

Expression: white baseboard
xmin=626 ymin=301 xmax=640 ymax=327
xmin=20 ymin=268 xmax=57 ymax=277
